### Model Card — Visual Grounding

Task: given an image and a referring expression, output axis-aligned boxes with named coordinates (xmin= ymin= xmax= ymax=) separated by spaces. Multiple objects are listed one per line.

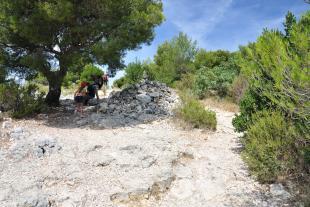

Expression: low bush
xmin=0 ymin=82 xmax=45 ymax=118
xmin=242 ymin=110 xmax=302 ymax=183
xmin=174 ymin=73 xmax=196 ymax=92
xmin=125 ymin=61 xmax=145 ymax=84
xmin=177 ymin=94 xmax=217 ymax=130
xmin=232 ymin=88 xmax=272 ymax=132
xmin=193 ymin=56 xmax=239 ymax=99
xmin=113 ymin=76 xmax=127 ymax=89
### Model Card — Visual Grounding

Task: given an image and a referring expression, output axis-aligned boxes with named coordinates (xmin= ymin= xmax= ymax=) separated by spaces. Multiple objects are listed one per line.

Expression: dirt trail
xmin=0 ymin=105 xmax=292 ymax=206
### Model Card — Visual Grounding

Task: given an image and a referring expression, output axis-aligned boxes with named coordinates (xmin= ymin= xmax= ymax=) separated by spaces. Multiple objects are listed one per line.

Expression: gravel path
xmin=0 ymin=107 xmax=292 ymax=207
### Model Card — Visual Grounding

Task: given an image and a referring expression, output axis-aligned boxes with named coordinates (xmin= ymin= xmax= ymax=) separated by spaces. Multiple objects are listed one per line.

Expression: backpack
xmin=87 ymin=84 xmax=96 ymax=98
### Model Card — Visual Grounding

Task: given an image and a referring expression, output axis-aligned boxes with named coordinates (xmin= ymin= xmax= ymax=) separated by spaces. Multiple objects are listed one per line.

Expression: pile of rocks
xmin=70 ymin=80 xmax=179 ymax=128
xmin=101 ymin=80 xmax=178 ymax=117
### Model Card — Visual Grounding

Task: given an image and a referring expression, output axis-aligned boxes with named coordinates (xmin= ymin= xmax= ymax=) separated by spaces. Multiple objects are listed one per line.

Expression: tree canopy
xmin=0 ymin=0 xmax=164 ymax=105
xmin=152 ymin=32 xmax=198 ymax=84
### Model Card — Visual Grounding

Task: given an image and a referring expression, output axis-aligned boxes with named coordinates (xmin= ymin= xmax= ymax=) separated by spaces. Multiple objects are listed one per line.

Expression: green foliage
xmin=177 ymin=93 xmax=217 ymax=130
xmin=194 ymin=49 xmax=230 ymax=69
xmin=284 ymin=11 xmax=297 ymax=39
xmin=125 ymin=61 xmax=145 ymax=84
xmin=153 ymin=32 xmax=198 ymax=85
xmin=113 ymin=77 xmax=127 ymax=89
xmin=233 ymin=12 xmax=310 ymax=201
xmin=0 ymin=0 xmax=164 ymax=105
xmin=0 ymin=82 xmax=45 ymax=118
xmin=232 ymin=88 xmax=272 ymax=132
xmin=235 ymin=11 xmax=310 ymax=133
xmin=242 ymin=111 xmax=301 ymax=183
xmin=174 ymin=73 xmax=196 ymax=93
xmin=33 ymin=73 xmax=49 ymax=86
xmin=124 ymin=60 xmax=156 ymax=84
xmin=0 ymin=68 xmax=6 ymax=83
xmin=80 ymin=64 xmax=103 ymax=83
xmin=193 ymin=53 xmax=239 ymax=98
xmin=63 ymin=72 xmax=79 ymax=88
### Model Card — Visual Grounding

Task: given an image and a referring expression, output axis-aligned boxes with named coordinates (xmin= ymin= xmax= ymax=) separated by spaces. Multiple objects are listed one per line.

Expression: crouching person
xmin=74 ymin=81 xmax=88 ymax=114
xmin=84 ymin=82 xmax=100 ymax=106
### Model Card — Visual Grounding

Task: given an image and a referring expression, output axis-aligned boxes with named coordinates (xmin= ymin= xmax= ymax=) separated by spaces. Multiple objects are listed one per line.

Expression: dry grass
xmin=201 ymin=97 xmax=239 ymax=113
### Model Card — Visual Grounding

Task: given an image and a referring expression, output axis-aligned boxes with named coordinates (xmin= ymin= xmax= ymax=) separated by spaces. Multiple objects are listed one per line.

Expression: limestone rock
xmin=2 ymin=120 xmax=12 ymax=129
xmin=269 ymin=183 xmax=291 ymax=199
xmin=34 ymin=136 xmax=61 ymax=158
xmin=136 ymin=93 xmax=152 ymax=104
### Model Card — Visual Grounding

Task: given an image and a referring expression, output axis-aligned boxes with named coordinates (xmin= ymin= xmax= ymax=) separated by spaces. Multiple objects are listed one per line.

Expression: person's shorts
xmin=74 ymin=96 xmax=84 ymax=103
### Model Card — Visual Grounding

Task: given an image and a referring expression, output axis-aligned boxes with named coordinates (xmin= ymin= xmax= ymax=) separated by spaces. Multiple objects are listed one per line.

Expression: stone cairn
xmin=71 ymin=77 xmax=179 ymax=128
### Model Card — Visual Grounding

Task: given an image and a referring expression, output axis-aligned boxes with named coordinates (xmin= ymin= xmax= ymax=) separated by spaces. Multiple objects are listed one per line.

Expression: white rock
xmin=2 ymin=121 xmax=12 ymax=129
xmin=270 ymin=184 xmax=291 ymax=199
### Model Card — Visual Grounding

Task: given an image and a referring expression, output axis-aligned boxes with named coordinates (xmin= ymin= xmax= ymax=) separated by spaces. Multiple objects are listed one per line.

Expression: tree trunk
xmin=44 ymin=60 xmax=67 ymax=106
xmin=45 ymin=78 xmax=62 ymax=106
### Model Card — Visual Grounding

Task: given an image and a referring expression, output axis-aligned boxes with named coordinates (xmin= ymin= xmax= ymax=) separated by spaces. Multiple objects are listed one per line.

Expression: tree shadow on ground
xmin=39 ymin=99 xmax=170 ymax=130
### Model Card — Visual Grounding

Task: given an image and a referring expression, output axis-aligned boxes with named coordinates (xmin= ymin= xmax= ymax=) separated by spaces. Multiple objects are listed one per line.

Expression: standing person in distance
xmin=102 ymin=73 xmax=109 ymax=96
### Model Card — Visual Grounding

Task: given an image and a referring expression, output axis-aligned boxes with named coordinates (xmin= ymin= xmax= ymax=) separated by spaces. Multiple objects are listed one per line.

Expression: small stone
xmin=149 ymin=92 xmax=160 ymax=98
xmin=10 ymin=127 xmax=25 ymax=140
xmin=94 ymin=157 xmax=115 ymax=167
xmin=110 ymin=192 xmax=129 ymax=202
xmin=19 ymin=195 xmax=50 ymax=207
xmin=9 ymin=142 xmax=30 ymax=160
xmin=269 ymin=184 xmax=290 ymax=199
xmin=99 ymin=102 xmax=108 ymax=113
xmin=84 ymin=106 xmax=97 ymax=112
xmin=2 ymin=120 xmax=12 ymax=129
xmin=136 ymin=94 xmax=152 ymax=104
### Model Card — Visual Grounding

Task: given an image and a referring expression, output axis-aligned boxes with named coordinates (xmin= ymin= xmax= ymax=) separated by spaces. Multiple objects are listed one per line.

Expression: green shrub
xmin=125 ymin=61 xmax=145 ymax=84
xmin=113 ymin=76 xmax=128 ymax=89
xmin=174 ymin=73 xmax=196 ymax=92
xmin=237 ymin=12 xmax=310 ymax=132
xmin=33 ymin=73 xmax=49 ymax=86
xmin=193 ymin=54 xmax=239 ymax=98
xmin=242 ymin=111 xmax=301 ymax=183
xmin=63 ymin=71 xmax=79 ymax=88
xmin=0 ymin=82 xmax=45 ymax=118
xmin=194 ymin=49 xmax=230 ymax=69
xmin=177 ymin=94 xmax=217 ymax=130
xmin=80 ymin=64 xmax=103 ymax=83
xmin=232 ymin=88 xmax=274 ymax=132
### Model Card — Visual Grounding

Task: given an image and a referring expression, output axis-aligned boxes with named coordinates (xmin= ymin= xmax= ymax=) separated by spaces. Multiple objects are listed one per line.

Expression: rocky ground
xmin=0 ymin=81 xmax=295 ymax=207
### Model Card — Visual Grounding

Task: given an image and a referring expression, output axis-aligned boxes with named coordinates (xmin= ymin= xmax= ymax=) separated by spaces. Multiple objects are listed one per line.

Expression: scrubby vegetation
xmin=115 ymin=33 xmax=240 ymax=102
xmin=232 ymin=11 xmax=309 ymax=202
xmin=177 ymin=94 xmax=217 ymax=130
xmin=242 ymin=111 xmax=301 ymax=182
xmin=0 ymin=82 xmax=45 ymax=118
